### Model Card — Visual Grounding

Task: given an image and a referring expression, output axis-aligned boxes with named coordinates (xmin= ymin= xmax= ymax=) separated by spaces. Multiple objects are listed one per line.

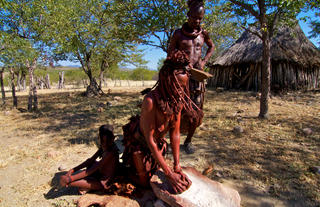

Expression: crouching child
xmin=59 ymin=125 xmax=119 ymax=194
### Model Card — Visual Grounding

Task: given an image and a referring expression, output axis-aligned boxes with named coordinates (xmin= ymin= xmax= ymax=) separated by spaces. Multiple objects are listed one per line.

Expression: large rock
xmin=77 ymin=194 xmax=139 ymax=207
xmin=150 ymin=167 xmax=241 ymax=207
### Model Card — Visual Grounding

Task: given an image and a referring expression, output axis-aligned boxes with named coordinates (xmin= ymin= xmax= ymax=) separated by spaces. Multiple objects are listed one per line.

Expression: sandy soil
xmin=0 ymin=86 xmax=319 ymax=207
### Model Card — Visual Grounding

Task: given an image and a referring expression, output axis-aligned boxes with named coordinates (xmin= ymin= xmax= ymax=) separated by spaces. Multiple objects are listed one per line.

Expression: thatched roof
xmin=212 ymin=24 xmax=320 ymax=68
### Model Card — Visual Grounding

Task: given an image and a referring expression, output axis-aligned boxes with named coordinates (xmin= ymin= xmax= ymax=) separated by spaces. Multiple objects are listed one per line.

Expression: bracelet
xmin=67 ymin=175 xmax=73 ymax=184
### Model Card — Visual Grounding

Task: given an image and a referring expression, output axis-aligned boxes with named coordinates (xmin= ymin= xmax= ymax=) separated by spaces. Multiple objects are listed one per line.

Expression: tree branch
xmin=269 ymin=8 xmax=282 ymax=37
xmin=151 ymin=31 xmax=164 ymax=49
xmin=242 ymin=25 xmax=263 ymax=39
xmin=229 ymin=0 xmax=260 ymax=20
xmin=76 ymin=50 xmax=87 ymax=73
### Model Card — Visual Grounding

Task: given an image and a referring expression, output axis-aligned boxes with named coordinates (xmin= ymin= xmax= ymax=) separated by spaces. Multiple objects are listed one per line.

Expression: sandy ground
xmin=0 ymin=86 xmax=319 ymax=207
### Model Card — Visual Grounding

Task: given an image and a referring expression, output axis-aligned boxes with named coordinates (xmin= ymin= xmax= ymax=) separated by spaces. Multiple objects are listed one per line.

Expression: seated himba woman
xmin=122 ymin=50 xmax=198 ymax=194
xmin=59 ymin=125 xmax=119 ymax=194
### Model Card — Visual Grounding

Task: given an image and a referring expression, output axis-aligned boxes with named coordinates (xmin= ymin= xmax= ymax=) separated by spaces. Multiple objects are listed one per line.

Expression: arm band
xmin=67 ymin=175 xmax=73 ymax=184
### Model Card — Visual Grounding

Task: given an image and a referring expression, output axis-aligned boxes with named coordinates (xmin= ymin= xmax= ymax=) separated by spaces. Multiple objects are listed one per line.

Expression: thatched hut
xmin=208 ymin=24 xmax=320 ymax=91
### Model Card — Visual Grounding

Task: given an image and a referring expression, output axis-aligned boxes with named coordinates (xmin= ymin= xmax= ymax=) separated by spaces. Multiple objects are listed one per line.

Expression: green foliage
xmin=227 ymin=0 xmax=306 ymax=35
xmin=34 ymin=67 xmax=86 ymax=84
xmin=114 ymin=0 xmax=187 ymax=52
xmin=157 ymin=57 xmax=165 ymax=71
xmin=306 ymin=0 xmax=320 ymax=45
xmin=107 ymin=67 xmax=157 ymax=80
xmin=0 ymin=0 xmax=47 ymax=63
xmin=129 ymin=67 xmax=157 ymax=80
xmin=40 ymin=0 xmax=146 ymax=86
xmin=116 ymin=0 xmax=241 ymax=57
xmin=204 ymin=1 xmax=242 ymax=58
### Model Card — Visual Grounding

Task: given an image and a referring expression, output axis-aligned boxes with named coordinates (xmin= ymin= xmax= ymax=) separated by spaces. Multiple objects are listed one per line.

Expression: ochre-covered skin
xmin=122 ymin=51 xmax=193 ymax=194
xmin=59 ymin=125 xmax=119 ymax=193
xmin=167 ymin=0 xmax=215 ymax=151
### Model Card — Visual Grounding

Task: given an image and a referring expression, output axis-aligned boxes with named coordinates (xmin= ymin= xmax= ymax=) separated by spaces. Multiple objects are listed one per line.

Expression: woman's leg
xmin=68 ymin=177 xmax=104 ymax=194
xmin=132 ymin=151 xmax=151 ymax=187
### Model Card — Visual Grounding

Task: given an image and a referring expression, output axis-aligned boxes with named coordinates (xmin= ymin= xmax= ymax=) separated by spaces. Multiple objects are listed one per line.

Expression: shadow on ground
xmin=44 ymin=172 xmax=79 ymax=199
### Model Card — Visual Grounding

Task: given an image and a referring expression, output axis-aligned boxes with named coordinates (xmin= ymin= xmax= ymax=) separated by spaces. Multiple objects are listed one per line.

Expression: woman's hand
xmin=59 ymin=175 xmax=70 ymax=187
xmin=174 ymin=164 xmax=182 ymax=173
xmin=66 ymin=169 xmax=74 ymax=177
xmin=166 ymin=170 xmax=192 ymax=194
xmin=176 ymin=170 xmax=192 ymax=189
xmin=199 ymin=59 xmax=205 ymax=70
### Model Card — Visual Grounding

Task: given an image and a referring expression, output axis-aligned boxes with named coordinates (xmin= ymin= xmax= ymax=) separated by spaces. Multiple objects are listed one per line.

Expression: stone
xmin=58 ymin=165 xmax=67 ymax=171
xmin=256 ymin=93 xmax=261 ymax=100
xmin=47 ymin=151 xmax=59 ymax=158
xmin=202 ymin=165 xmax=214 ymax=176
xmin=199 ymin=124 xmax=209 ymax=131
xmin=150 ymin=167 xmax=241 ymax=207
xmin=214 ymin=172 xmax=223 ymax=178
xmin=154 ymin=199 xmax=170 ymax=207
xmin=302 ymin=128 xmax=312 ymax=135
xmin=114 ymin=96 xmax=122 ymax=101
xmin=77 ymin=194 xmax=139 ymax=207
xmin=236 ymin=117 xmax=243 ymax=123
xmin=236 ymin=109 xmax=244 ymax=114
xmin=97 ymin=107 xmax=104 ymax=113
xmin=233 ymin=126 xmax=244 ymax=134
xmin=216 ymin=87 xmax=224 ymax=93
xmin=98 ymin=103 xmax=106 ymax=108
xmin=309 ymin=166 xmax=320 ymax=174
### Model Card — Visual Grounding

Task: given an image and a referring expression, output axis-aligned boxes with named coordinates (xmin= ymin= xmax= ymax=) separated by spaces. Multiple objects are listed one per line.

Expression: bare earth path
xmin=0 ymin=87 xmax=319 ymax=207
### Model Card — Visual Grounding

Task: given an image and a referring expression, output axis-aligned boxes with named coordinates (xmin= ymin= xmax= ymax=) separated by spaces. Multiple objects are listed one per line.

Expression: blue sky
xmin=138 ymin=17 xmax=320 ymax=70
xmin=60 ymin=13 xmax=319 ymax=70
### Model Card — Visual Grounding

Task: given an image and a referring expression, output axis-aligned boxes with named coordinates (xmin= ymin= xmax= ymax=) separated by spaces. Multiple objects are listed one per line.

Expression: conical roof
xmin=213 ymin=24 xmax=320 ymax=68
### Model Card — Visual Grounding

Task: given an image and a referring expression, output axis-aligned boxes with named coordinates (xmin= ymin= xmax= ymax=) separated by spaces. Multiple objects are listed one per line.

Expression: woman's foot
xmin=184 ymin=142 xmax=195 ymax=154
xmin=78 ymin=188 xmax=89 ymax=195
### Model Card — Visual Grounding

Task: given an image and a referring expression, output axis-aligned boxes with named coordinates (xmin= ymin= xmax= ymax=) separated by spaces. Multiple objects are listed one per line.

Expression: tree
xmin=0 ymin=66 xmax=5 ymax=106
xmin=130 ymin=67 xmax=157 ymax=81
xmin=226 ymin=0 xmax=305 ymax=118
xmin=204 ymin=1 xmax=242 ymax=58
xmin=116 ymin=0 xmax=241 ymax=57
xmin=306 ymin=0 xmax=320 ymax=46
xmin=43 ymin=0 xmax=142 ymax=96
xmin=0 ymin=32 xmax=34 ymax=108
xmin=114 ymin=0 xmax=187 ymax=53
xmin=1 ymin=0 xmax=49 ymax=111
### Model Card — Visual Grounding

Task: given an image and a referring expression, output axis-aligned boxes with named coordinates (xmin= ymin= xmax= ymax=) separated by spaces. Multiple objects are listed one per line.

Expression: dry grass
xmin=0 ymin=87 xmax=319 ymax=207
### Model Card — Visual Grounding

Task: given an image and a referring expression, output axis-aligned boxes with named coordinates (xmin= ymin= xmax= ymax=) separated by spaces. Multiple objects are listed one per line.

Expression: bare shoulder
xmin=202 ymin=29 xmax=210 ymax=38
xmin=173 ymin=28 xmax=183 ymax=37
xmin=142 ymin=94 xmax=155 ymax=112
xmin=101 ymin=149 xmax=118 ymax=163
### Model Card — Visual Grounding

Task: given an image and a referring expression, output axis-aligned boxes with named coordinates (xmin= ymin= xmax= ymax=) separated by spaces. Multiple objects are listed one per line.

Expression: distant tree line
xmin=0 ymin=0 xmax=318 ymax=116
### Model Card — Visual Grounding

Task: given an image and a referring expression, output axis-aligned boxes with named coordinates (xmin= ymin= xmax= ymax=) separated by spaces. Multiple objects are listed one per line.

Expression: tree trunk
xmin=33 ymin=81 xmax=38 ymax=110
xmin=84 ymin=62 xmax=104 ymax=97
xmin=45 ymin=74 xmax=51 ymax=89
xmin=9 ymin=68 xmax=17 ymax=108
xmin=21 ymin=73 xmax=26 ymax=91
xmin=27 ymin=59 xmax=37 ymax=111
xmin=0 ymin=67 xmax=5 ymax=106
xmin=58 ymin=71 xmax=65 ymax=89
xmin=259 ymin=33 xmax=271 ymax=119
xmin=99 ymin=70 xmax=104 ymax=89
xmin=17 ymin=71 xmax=21 ymax=92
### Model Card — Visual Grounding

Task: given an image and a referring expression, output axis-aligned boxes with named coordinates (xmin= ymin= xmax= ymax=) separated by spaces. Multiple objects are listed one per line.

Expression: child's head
xmin=187 ymin=0 xmax=205 ymax=29
xmin=99 ymin=124 xmax=115 ymax=150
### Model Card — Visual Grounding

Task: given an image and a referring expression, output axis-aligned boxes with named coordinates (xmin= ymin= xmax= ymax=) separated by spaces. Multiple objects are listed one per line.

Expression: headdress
xmin=145 ymin=50 xmax=200 ymax=120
